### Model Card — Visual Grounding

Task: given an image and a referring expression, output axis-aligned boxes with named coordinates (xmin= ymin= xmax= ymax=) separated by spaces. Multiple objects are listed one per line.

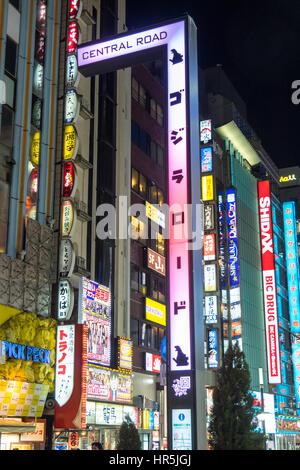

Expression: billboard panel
xmin=258 ymin=181 xmax=281 ymax=384
xmin=78 ymin=277 xmax=111 ymax=367
xmin=283 ymin=202 xmax=300 ymax=333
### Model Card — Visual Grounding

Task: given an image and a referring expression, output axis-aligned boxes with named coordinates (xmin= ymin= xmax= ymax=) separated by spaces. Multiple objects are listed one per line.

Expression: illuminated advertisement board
xmin=258 ymin=181 xmax=281 ymax=384
xmin=200 ymin=120 xmax=212 ymax=143
xmin=203 ymin=234 xmax=216 ymax=261
xmin=292 ymin=341 xmax=300 ymax=411
xmin=147 ymin=248 xmax=166 ymax=276
xmin=226 ymin=188 xmax=240 ymax=288
xmin=172 ymin=409 xmax=192 ymax=450
xmin=200 ymin=147 xmax=213 ymax=173
xmin=204 ymin=296 xmax=218 ymax=324
xmin=204 ymin=264 xmax=217 ymax=292
xmin=87 ymin=366 xmax=132 ymax=404
xmin=118 ymin=337 xmax=133 ymax=372
xmin=207 ymin=329 xmax=218 ymax=368
xmin=283 ymin=202 xmax=300 ymax=333
xmin=78 ymin=277 xmax=111 ymax=367
xmin=202 ymin=174 xmax=214 ymax=201
xmin=145 ymin=297 xmax=166 ymax=327
xmin=145 ymin=201 xmax=165 ymax=229
xmin=218 ymin=192 xmax=226 ymax=289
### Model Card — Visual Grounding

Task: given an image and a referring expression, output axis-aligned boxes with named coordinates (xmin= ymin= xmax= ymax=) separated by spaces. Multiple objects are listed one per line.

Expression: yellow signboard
xmin=202 ymin=175 xmax=214 ymax=201
xmin=64 ymin=125 xmax=78 ymax=161
xmin=145 ymin=201 xmax=165 ymax=228
xmin=30 ymin=132 xmax=40 ymax=166
xmin=0 ymin=380 xmax=49 ymax=418
xmin=145 ymin=298 xmax=166 ymax=327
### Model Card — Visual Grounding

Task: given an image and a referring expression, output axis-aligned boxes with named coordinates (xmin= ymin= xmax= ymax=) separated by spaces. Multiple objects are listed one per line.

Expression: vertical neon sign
xmin=283 ymin=202 xmax=300 ymax=333
xmin=77 ymin=16 xmax=203 ymax=448
xmin=258 ymin=181 xmax=281 ymax=384
xmin=283 ymin=201 xmax=300 ymax=413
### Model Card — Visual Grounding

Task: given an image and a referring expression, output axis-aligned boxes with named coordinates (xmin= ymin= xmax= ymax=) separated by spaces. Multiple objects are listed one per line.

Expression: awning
xmin=0 ymin=419 xmax=36 ymax=434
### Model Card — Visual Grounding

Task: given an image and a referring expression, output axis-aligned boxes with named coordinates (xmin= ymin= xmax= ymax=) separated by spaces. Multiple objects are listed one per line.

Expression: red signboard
xmin=203 ymin=234 xmax=216 ymax=261
xmin=63 ymin=162 xmax=76 ymax=198
xmin=69 ymin=0 xmax=82 ymax=20
xmin=67 ymin=21 xmax=80 ymax=54
xmin=147 ymin=248 xmax=166 ymax=276
xmin=258 ymin=180 xmax=281 ymax=384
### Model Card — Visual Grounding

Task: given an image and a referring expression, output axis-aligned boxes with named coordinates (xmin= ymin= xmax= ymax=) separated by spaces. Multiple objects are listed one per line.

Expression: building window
xmin=139 ymin=321 xmax=164 ymax=352
xmin=131 ymin=168 xmax=147 ymax=199
xmin=149 ymin=276 xmax=166 ymax=304
xmin=132 ymin=77 xmax=164 ymax=126
xmin=130 ymin=318 xmax=139 ymax=346
xmin=131 ymin=121 xmax=165 ymax=168
xmin=148 ymin=185 xmax=164 ymax=206
xmin=9 ymin=0 xmax=20 ymax=10
xmin=130 ymin=263 xmax=147 ymax=294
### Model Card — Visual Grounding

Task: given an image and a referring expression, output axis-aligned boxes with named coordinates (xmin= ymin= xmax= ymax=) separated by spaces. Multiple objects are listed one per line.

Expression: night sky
xmin=126 ymin=0 xmax=300 ymax=170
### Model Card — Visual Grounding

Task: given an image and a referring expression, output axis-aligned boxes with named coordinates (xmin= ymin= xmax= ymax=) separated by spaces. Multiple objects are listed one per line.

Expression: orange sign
xmin=203 ymin=234 xmax=216 ymax=261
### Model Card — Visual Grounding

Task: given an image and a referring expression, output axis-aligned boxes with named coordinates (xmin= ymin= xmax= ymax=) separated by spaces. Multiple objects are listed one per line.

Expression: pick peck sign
xmin=258 ymin=181 xmax=281 ymax=384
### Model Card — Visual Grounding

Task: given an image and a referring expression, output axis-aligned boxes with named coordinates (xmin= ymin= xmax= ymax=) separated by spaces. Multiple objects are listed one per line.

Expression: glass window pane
xmin=157 ymin=104 xmax=164 ymax=126
xmin=4 ymin=74 xmax=15 ymax=108
xmin=139 ymin=85 xmax=146 ymax=108
xmin=131 ymin=168 xmax=139 ymax=192
xmin=157 ymin=188 xmax=164 ymax=206
xmin=5 ymin=37 xmax=17 ymax=77
xmin=132 ymin=77 xmax=139 ymax=102
xmin=150 ymin=98 xmax=156 ymax=120
xmin=157 ymin=145 xmax=164 ymax=167
xmin=139 ymin=173 xmax=147 ymax=198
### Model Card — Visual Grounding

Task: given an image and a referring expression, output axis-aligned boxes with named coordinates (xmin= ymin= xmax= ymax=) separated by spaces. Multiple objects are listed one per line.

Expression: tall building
xmin=130 ymin=60 xmax=167 ymax=450
xmin=203 ymin=66 xmax=300 ymax=450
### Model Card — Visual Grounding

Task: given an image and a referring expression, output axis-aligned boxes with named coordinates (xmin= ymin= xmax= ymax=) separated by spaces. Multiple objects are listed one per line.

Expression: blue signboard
xmin=283 ymin=202 xmax=300 ymax=334
xmin=218 ymin=192 xmax=226 ymax=289
xmin=207 ymin=329 xmax=218 ymax=369
xmin=292 ymin=343 xmax=300 ymax=413
xmin=226 ymin=188 xmax=240 ymax=288
xmin=200 ymin=147 xmax=213 ymax=173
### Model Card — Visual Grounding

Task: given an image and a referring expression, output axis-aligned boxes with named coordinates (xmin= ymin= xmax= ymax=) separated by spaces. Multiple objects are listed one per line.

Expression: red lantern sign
xmin=67 ymin=21 xmax=80 ymax=54
xmin=63 ymin=162 xmax=76 ymax=198
xmin=69 ymin=0 xmax=82 ymax=20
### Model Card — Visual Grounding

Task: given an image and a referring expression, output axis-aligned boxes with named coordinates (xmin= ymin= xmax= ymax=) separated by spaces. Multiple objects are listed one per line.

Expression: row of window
xmin=130 ymin=318 xmax=165 ymax=353
xmin=131 ymin=263 xmax=166 ymax=303
xmin=131 ymin=167 xmax=164 ymax=205
xmin=132 ymin=77 xmax=164 ymax=126
xmin=131 ymin=121 xmax=164 ymax=168
xmin=131 ymin=217 xmax=165 ymax=255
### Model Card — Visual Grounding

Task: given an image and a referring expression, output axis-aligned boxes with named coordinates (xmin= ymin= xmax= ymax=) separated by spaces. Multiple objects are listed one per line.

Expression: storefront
xmin=0 ymin=310 xmax=56 ymax=450
xmin=275 ymin=415 xmax=300 ymax=450
xmin=0 ymin=419 xmax=47 ymax=450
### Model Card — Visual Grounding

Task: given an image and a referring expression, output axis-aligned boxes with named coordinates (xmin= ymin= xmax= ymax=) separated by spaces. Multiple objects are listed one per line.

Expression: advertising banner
xmin=258 ymin=181 xmax=281 ymax=384
xmin=226 ymin=188 xmax=240 ymax=288
xmin=283 ymin=202 xmax=300 ymax=333
xmin=78 ymin=277 xmax=111 ymax=367
xmin=200 ymin=147 xmax=213 ymax=173
xmin=203 ymin=234 xmax=216 ymax=261
xmin=87 ymin=366 xmax=132 ymax=404
xmin=218 ymin=192 xmax=226 ymax=289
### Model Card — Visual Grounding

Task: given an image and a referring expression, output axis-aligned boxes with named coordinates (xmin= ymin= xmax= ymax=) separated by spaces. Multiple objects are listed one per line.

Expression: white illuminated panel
xmin=55 ymin=325 xmax=75 ymax=407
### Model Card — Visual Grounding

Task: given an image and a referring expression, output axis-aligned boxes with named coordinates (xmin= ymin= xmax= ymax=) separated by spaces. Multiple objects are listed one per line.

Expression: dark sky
xmin=126 ymin=0 xmax=300 ymax=170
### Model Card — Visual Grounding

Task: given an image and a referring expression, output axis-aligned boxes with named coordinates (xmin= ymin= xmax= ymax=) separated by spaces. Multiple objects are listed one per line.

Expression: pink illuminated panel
xmin=78 ymin=20 xmax=192 ymax=373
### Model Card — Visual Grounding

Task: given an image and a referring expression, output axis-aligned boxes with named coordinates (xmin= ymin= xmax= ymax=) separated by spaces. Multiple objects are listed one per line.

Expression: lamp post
xmin=259 ymin=368 xmax=266 ymax=448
